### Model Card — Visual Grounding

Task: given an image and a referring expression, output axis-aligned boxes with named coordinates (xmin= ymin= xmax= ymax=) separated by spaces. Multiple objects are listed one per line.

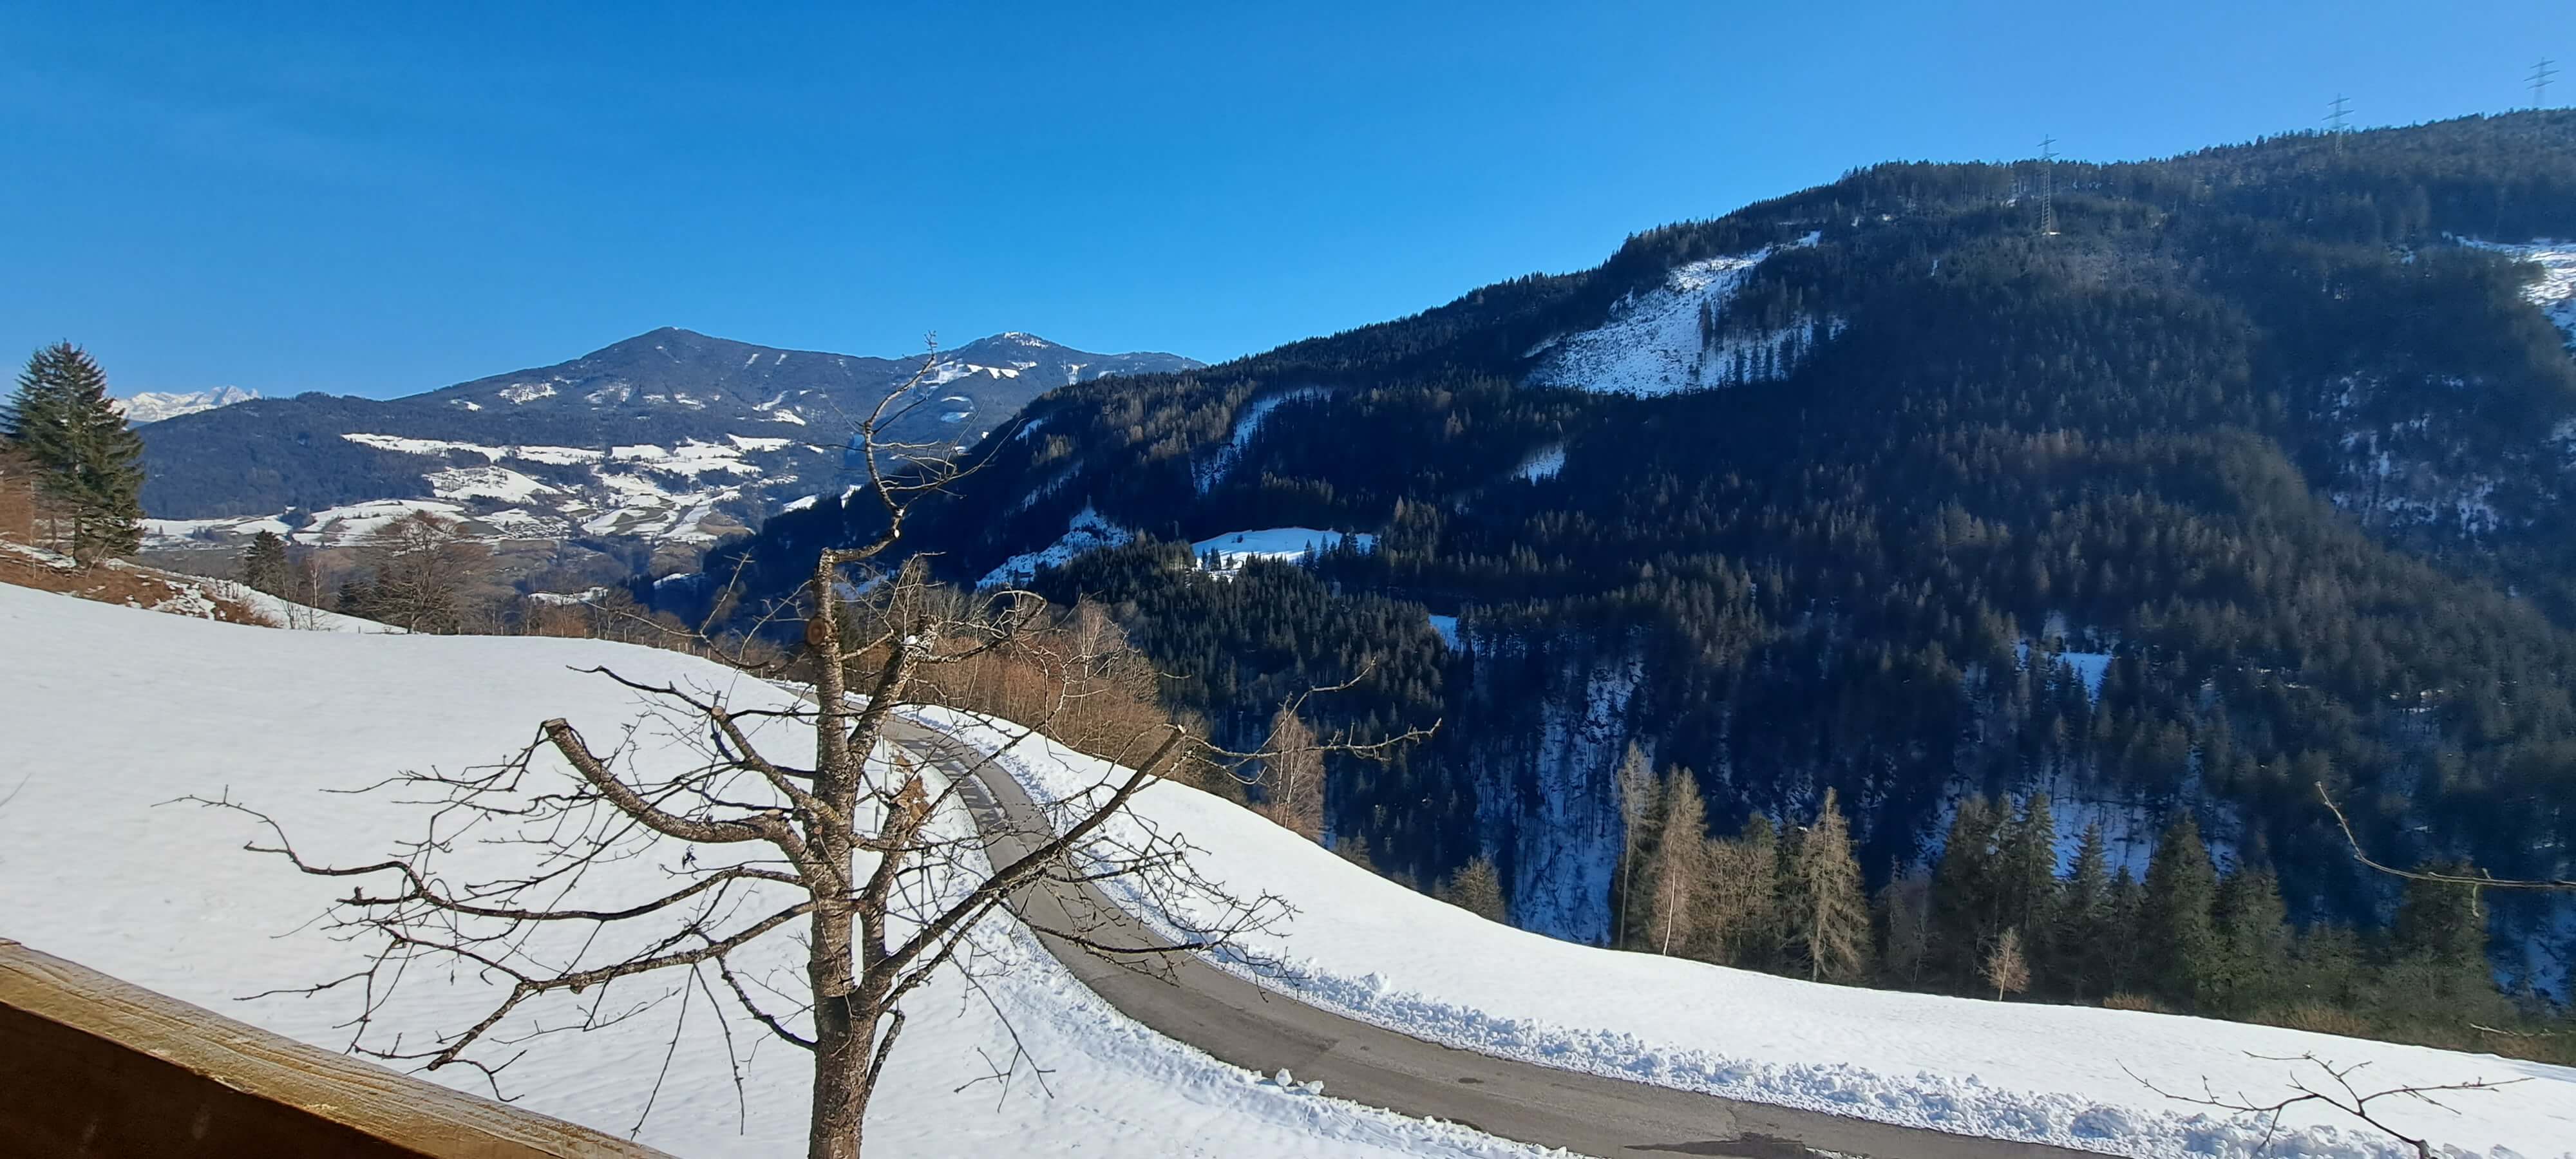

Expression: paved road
xmin=887 ymin=720 xmax=2110 ymax=1159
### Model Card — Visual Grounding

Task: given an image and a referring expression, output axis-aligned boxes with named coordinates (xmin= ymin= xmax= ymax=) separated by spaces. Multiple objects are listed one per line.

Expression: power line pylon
xmin=2325 ymin=94 xmax=2351 ymax=152
xmin=2039 ymin=135 xmax=2058 ymax=237
xmin=2533 ymin=58 xmax=2559 ymax=108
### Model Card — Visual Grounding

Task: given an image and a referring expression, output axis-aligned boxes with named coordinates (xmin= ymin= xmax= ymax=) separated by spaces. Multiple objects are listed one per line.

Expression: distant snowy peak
xmin=1525 ymin=234 xmax=1837 ymax=397
xmin=115 ymin=386 xmax=258 ymax=424
xmin=135 ymin=325 xmax=1204 ymax=542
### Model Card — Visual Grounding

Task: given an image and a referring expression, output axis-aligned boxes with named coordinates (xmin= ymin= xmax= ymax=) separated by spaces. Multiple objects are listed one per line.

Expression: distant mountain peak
xmin=116 ymin=385 xmax=259 ymax=424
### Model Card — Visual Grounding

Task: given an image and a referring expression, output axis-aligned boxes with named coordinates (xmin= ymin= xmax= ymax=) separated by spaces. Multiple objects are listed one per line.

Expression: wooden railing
xmin=0 ymin=938 xmax=673 ymax=1158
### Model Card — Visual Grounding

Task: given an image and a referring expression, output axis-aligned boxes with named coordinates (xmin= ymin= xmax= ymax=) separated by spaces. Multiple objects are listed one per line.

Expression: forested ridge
xmin=701 ymin=113 xmax=2576 ymax=1030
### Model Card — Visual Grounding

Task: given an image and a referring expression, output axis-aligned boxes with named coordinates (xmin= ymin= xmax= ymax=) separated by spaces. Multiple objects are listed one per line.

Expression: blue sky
xmin=5 ymin=1 xmax=2568 ymax=399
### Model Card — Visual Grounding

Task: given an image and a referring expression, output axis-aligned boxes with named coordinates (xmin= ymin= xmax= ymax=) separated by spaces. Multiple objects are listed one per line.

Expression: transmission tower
xmin=2039 ymin=135 xmax=2058 ymax=236
xmin=2533 ymin=58 xmax=2559 ymax=108
xmin=2325 ymin=94 xmax=2351 ymax=151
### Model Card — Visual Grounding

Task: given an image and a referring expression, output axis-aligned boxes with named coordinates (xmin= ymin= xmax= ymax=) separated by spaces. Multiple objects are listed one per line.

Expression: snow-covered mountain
xmin=135 ymin=328 xmax=1199 ymax=562
xmin=114 ymin=384 xmax=258 ymax=424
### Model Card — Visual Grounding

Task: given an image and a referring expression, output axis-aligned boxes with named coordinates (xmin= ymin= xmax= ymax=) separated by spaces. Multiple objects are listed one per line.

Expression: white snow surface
xmin=1526 ymin=239 xmax=1831 ymax=397
xmin=1516 ymin=444 xmax=1567 ymax=482
xmin=977 ymin=505 xmax=1134 ymax=589
xmin=113 ymin=384 xmax=258 ymax=424
xmin=922 ymin=710 xmax=2576 ymax=1159
xmin=2461 ymin=239 xmax=2576 ymax=346
xmin=0 ymin=585 xmax=1545 ymax=1159
xmin=1195 ymin=386 xmax=1328 ymax=493
xmin=426 ymin=464 xmax=558 ymax=504
xmin=1190 ymin=527 xmax=1376 ymax=572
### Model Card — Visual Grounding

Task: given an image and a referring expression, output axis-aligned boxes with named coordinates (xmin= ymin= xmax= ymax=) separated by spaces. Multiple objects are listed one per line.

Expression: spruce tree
xmin=2106 ymin=865 xmax=2148 ymax=995
xmin=1995 ymin=793 xmax=2060 ymax=973
xmin=2054 ymin=823 xmax=2114 ymax=997
xmin=2392 ymin=859 xmax=2489 ymax=971
xmin=241 ymin=529 xmax=290 ymax=596
xmin=12 ymin=343 xmax=142 ymax=561
xmin=5 ymin=344 xmax=69 ymax=446
xmin=1930 ymin=795 xmax=2002 ymax=986
xmin=2141 ymin=815 xmax=2221 ymax=1008
xmin=1789 ymin=787 xmax=1871 ymax=983
xmin=2209 ymin=864 xmax=2290 ymax=1014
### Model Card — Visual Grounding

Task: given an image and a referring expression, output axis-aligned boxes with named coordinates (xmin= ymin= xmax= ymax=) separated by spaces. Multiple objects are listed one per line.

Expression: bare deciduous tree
xmin=2126 ymin=1053 xmax=2526 ymax=1159
xmin=191 ymin=360 xmax=1423 ymax=1159
xmin=1983 ymin=927 xmax=2030 ymax=1001
xmin=357 ymin=510 xmax=490 ymax=633
xmin=1255 ymin=705 xmax=1325 ymax=840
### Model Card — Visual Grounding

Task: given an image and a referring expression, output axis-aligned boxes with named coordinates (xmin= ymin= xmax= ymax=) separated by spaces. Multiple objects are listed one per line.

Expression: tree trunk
xmin=808 ymin=906 xmax=864 ymax=1159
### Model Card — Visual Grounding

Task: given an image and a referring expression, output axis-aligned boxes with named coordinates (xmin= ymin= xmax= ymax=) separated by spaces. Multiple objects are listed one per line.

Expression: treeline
xmin=1613 ymin=766 xmax=2575 ymax=1062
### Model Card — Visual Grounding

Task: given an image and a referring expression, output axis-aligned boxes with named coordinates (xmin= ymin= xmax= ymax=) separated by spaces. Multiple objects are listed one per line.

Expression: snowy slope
xmin=2461 ymin=239 xmax=2576 ymax=346
xmin=0 ymin=585 xmax=1539 ymax=1159
xmin=923 ymin=711 xmax=2576 ymax=1159
xmin=978 ymin=505 xmax=1135 ymax=588
xmin=1524 ymin=236 xmax=1837 ymax=397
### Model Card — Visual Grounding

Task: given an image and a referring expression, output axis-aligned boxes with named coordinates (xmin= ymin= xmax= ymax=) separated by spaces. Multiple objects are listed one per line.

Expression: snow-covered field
xmin=0 ymin=585 xmax=1541 ymax=1159
xmin=923 ymin=711 xmax=2576 ymax=1159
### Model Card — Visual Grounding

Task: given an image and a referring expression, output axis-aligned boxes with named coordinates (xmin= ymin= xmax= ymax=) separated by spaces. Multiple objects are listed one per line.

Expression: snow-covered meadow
xmin=922 ymin=711 xmax=2576 ymax=1159
xmin=0 ymin=585 xmax=1542 ymax=1158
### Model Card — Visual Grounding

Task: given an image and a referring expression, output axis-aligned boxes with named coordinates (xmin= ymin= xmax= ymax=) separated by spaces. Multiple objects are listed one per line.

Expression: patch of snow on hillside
xmin=294 ymin=498 xmax=471 ymax=545
xmin=497 ymin=381 xmax=558 ymax=404
xmin=1509 ymin=653 xmax=1636 ymax=943
xmin=927 ymin=361 xmax=1023 ymax=386
xmin=1195 ymin=386 xmax=1328 ymax=493
xmin=780 ymin=493 xmax=820 ymax=513
xmin=345 ymin=432 xmax=506 ymax=460
xmin=508 ymin=444 xmax=611 ymax=466
xmin=933 ymin=710 xmax=2576 ymax=1159
xmin=2461 ymin=238 xmax=2576 ymax=346
xmin=979 ymin=505 xmax=1132 ymax=588
xmin=1515 ymin=444 xmax=1566 ymax=482
xmin=768 ymin=408 xmax=808 ymax=425
xmin=727 ymin=434 xmax=795 ymax=452
xmin=1190 ymin=528 xmax=1376 ymax=573
xmin=2018 ymin=641 xmax=2115 ymax=702
xmin=0 ymin=589 xmax=1547 ymax=1159
xmin=140 ymin=513 xmax=294 ymax=550
xmin=426 ymin=466 xmax=556 ymax=504
xmin=1527 ymin=240 xmax=1835 ymax=397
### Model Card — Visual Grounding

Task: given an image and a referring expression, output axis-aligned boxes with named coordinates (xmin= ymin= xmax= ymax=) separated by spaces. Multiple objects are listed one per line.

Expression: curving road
xmin=887 ymin=720 xmax=2110 ymax=1159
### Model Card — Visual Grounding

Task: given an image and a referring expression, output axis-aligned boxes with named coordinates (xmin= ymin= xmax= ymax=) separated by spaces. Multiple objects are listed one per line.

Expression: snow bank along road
xmin=886 ymin=719 xmax=2101 ymax=1159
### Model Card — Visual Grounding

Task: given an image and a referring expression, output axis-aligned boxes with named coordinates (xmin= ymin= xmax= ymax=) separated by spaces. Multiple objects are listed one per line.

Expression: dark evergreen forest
xmin=697 ymin=113 xmax=2576 ymax=1024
